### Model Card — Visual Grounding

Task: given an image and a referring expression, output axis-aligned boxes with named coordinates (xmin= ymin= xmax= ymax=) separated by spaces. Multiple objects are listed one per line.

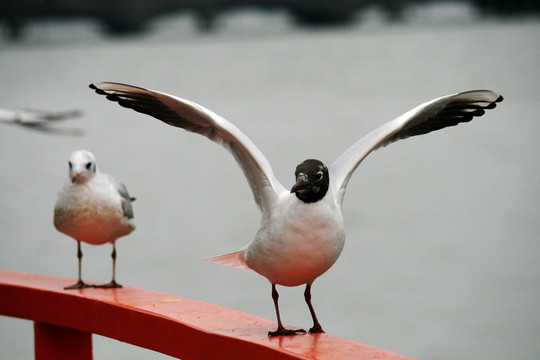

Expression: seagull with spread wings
xmin=90 ymin=82 xmax=502 ymax=336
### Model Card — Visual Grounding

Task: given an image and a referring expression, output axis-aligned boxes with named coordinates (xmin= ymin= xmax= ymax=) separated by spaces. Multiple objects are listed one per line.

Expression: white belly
xmin=54 ymin=205 xmax=133 ymax=245
xmin=244 ymin=193 xmax=345 ymax=286
xmin=54 ymin=181 xmax=134 ymax=245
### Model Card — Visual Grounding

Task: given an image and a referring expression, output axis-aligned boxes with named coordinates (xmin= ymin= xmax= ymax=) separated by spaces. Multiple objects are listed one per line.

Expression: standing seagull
xmin=90 ymin=82 xmax=502 ymax=335
xmin=54 ymin=150 xmax=136 ymax=289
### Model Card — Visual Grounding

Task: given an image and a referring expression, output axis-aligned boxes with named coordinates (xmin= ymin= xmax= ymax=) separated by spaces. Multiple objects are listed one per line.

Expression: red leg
xmin=268 ymin=284 xmax=306 ymax=337
xmin=304 ymin=283 xmax=324 ymax=334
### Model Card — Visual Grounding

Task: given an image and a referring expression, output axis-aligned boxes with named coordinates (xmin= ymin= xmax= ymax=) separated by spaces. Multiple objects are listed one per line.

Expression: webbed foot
xmin=308 ymin=324 xmax=325 ymax=334
xmin=268 ymin=327 xmax=307 ymax=337
xmin=64 ymin=280 xmax=92 ymax=290
xmin=96 ymin=281 xmax=122 ymax=289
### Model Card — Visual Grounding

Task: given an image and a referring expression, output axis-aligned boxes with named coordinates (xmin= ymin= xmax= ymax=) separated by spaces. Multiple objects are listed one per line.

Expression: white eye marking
xmin=315 ymin=171 xmax=324 ymax=181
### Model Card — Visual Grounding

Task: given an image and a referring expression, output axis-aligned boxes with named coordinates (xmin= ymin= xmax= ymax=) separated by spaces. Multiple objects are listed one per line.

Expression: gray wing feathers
xmin=104 ymin=173 xmax=135 ymax=219
xmin=330 ymin=90 xmax=503 ymax=205
xmin=90 ymin=82 xmax=285 ymax=213
xmin=379 ymin=90 xmax=502 ymax=146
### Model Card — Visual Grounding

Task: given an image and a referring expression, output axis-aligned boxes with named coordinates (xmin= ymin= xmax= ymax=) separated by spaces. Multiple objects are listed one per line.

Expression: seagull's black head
xmin=291 ymin=159 xmax=329 ymax=203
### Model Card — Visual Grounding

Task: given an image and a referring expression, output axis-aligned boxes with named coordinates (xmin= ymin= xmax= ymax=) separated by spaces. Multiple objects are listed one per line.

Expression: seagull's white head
xmin=291 ymin=159 xmax=329 ymax=203
xmin=68 ymin=150 xmax=97 ymax=184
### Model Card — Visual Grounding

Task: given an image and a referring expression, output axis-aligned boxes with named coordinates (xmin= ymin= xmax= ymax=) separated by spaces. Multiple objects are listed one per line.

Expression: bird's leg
xmin=64 ymin=241 xmax=89 ymax=289
xmin=304 ymin=283 xmax=325 ymax=333
xmin=99 ymin=241 xmax=122 ymax=288
xmin=268 ymin=284 xmax=306 ymax=337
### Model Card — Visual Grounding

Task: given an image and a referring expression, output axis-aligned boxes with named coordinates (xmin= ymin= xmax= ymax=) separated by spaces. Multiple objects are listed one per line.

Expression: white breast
xmin=244 ymin=192 xmax=345 ymax=286
xmin=54 ymin=175 xmax=135 ymax=245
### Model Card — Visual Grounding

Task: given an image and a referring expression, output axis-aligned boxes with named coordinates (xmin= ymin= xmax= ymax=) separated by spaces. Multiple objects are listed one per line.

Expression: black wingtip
xmin=89 ymin=83 xmax=108 ymax=96
xmin=472 ymin=108 xmax=486 ymax=117
xmin=485 ymin=94 xmax=504 ymax=109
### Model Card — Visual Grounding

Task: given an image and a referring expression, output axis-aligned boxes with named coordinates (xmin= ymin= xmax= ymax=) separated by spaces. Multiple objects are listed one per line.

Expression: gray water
xmin=1 ymin=4 xmax=539 ymax=360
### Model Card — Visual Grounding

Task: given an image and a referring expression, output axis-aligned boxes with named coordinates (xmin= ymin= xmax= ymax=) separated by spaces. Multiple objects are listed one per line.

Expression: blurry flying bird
xmin=54 ymin=149 xmax=135 ymax=289
xmin=90 ymin=82 xmax=502 ymax=335
xmin=0 ymin=107 xmax=83 ymax=135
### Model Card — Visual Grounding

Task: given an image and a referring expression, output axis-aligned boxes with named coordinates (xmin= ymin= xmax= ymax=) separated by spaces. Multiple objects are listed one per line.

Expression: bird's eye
xmin=85 ymin=162 xmax=93 ymax=170
xmin=315 ymin=171 xmax=324 ymax=180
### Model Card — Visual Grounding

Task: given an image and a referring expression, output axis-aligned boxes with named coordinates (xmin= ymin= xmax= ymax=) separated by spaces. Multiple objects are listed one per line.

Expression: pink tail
xmin=202 ymin=251 xmax=250 ymax=270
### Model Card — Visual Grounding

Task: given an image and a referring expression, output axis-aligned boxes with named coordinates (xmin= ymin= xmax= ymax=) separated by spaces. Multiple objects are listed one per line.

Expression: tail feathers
xmin=202 ymin=251 xmax=250 ymax=270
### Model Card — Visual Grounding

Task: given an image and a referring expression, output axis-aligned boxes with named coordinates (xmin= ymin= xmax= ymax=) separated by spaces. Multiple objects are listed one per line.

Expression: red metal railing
xmin=0 ymin=269 xmax=414 ymax=359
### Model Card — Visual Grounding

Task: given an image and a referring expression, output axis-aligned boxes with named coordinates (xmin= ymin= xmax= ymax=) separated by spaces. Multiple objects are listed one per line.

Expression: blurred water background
xmin=1 ymin=1 xmax=539 ymax=359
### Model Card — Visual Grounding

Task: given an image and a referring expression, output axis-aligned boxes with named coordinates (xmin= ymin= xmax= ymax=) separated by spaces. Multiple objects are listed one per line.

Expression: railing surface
xmin=0 ymin=269 xmax=414 ymax=359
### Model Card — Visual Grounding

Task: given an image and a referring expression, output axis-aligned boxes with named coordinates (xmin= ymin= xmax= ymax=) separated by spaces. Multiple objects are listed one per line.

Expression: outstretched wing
xmin=330 ymin=90 xmax=503 ymax=205
xmin=90 ymin=82 xmax=285 ymax=213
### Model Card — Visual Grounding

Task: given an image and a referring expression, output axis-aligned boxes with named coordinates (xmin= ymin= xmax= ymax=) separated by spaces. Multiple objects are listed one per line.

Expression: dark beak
xmin=291 ymin=173 xmax=308 ymax=193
